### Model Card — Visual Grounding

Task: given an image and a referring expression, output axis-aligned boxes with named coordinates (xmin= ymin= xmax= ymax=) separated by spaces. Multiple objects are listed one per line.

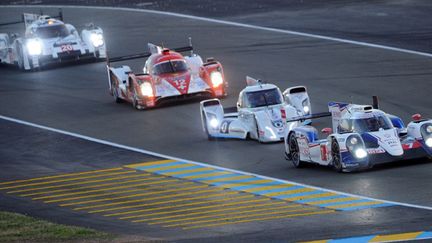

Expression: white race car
xmin=0 ymin=10 xmax=106 ymax=70
xmin=200 ymin=77 xmax=311 ymax=143
xmin=285 ymin=97 xmax=432 ymax=172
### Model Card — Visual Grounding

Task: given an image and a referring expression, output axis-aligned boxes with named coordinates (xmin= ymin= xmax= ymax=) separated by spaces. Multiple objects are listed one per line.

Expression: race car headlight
xmin=346 ymin=134 xmax=367 ymax=159
xmin=421 ymin=123 xmax=432 ymax=147
xmin=26 ymin=39 xmax=42 ymax=56
xmin=210 ymin=71 xmax=223 ymax=88
xmin=140 ymin=82 xmax=153 ymax=97
xmin=90 ymin=33 xmax=104 ymax=47
xmin=210 ymin=118 xmax=219 ymax=128
xmin=354 ymin=148 xmax=367 ymax=159
xmin=302 ymin=99 xmax=310 ymax=114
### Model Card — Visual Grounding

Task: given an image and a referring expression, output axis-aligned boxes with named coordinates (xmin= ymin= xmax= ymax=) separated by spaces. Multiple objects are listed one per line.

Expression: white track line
xmin=2 ymin=114 xmax=432 ymax=211
xmin=3 ymin=4 xmax=432 ymax=58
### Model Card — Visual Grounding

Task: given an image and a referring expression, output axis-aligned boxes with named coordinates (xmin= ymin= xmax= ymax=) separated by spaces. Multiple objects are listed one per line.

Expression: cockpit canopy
xmin=32 ymin=24 xmax=70 ymax=39
xmin=338 ymin=113 xmax=393 ymax=133
xmin=152 ymin=60 xmax=188 ymax=75
xmin=244 ymin=88 xmax=283 ymax=108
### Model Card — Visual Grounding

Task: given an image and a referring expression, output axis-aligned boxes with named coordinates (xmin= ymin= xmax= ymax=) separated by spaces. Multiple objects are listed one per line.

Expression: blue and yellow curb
xmin=126 ymin=159 xmax=393 ymax=211
xmin=304 ymin=230 xmax=432 ymax=243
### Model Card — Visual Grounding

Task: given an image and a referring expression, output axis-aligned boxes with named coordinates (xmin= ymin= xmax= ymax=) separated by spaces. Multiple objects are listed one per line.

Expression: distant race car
xmin=0 ymin=9 xmax=106 ymax=70
xmin=200 ymin=76 xmax=311 ymax=143
xmin=107 ymin=39 xmax=227 ymax=109
xmin=285 ymin=97 xmax=432 ymax=172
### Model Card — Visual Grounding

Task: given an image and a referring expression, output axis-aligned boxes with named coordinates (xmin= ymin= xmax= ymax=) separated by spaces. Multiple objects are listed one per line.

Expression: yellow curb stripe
xmin=307 ymin=197 xmax=360 ymax=205
xmin=164 ymin=167 xmax=214 ymax=176
xmin=181 ymin=210 xmax=335 ymax=230
xmin=20 ymin=173 xmax=157 ymax=197
xmin=74 ymin=186 xmax=222 ymax=210
xmin=124 ymin=160 xmax=176 ymax=169
xmin=120 ymin=197 xmax=270 ymax=220
xmin=328 ymin=201 xmax=382 ymax=209
xmin=201 ymin=175 xmax=254 ymax=183
xmin=104 ymin=194 xmax=255 ymax=217
xmin=9 ymin=172 xmax=139 ymax=193
xmin=219 ymin=179 xmax=275 ymax=189
xmin=142 ymin=201 xmax=293 ymax=223
xmin=263 ymin=187 xmax=315 ymax=197
xmin=145 ymin=163 xmax=193 ymax=172
xmin=163 ymin=207 xmax=320 ymax=227
xmin=0 ymin=167 xmax=123 ymax=186
xmin=369 ymin=231 xmax=423 ymax=243
xmin=242 ymin=184 xmax=296 ymax=193
xmin=43 ymin=181 xmax=195 ymax=203
xmin=59 ymin=184 xmax=208 ymax=206
xmin=86 ymin=191 xmax=239 ymax=213
xmin=182 ymin=171 xmax=231 ymax=179
xmin=285 ymin=192 xmax=337 ymax=202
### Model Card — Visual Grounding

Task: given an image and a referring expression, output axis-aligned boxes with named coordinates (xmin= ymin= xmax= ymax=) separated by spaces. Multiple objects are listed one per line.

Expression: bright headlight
xmin=426 ymin=138 xmax=432 ymax=147
xmin=210 ymin=118 xmax=219 ymax=128
xmin=427 ymin=125 xmax=432 ymax=134
xmin=90 ymin=33 xmax=104 ymax=47
xmin=303 ymin=106 xmax=310 ymax=113
xmin=349 ymin=137 xmax=358 ymax=145
xmin=354 ymin=148 xmax=367 ymax=159
xmin=210 ymin=71 xmax=223 ymax=88
xmin=26 ymin=39 xmax=42 ymax=55
xmin=140 ymin=82 xmax=153 ymax=97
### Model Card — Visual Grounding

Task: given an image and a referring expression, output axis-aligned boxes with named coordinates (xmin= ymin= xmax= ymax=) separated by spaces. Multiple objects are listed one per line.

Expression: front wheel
xmin=331 ymin=139 xmax=343 ymax=172
xmin=112 ymin=88 xmax=122 ymax=103
xmin=202 ymin=111 xmax=214 ymax=140
xmin=288 ymin=133 xmax=304 ymax=168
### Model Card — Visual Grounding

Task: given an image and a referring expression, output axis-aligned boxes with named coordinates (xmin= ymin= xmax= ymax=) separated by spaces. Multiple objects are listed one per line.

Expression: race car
xmin=200 ymin=76 xmax=311 ymax=143
xmin=0 ymin=9 xmax=106 ymax=70
xmin=107 ymin=39 xmax=227 ymax=109
xmin=285 ymin=97 xmax=432 ymax=172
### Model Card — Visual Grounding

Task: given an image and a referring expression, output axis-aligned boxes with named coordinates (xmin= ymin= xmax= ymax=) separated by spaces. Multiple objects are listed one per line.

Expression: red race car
xmin=107 ymin=39 xmax=227 ymax=110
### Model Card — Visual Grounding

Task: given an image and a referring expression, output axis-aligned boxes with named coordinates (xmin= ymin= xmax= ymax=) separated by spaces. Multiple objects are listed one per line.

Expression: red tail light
xmin=281 ymin=109 xmax=286 ymax=119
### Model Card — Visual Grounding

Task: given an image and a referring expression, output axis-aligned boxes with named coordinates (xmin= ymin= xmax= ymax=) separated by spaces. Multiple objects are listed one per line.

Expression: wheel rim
xmin=289 ymin=135 xmax=300 ymax=166
xmin=332 ymin=141 xmax=342 ymax=170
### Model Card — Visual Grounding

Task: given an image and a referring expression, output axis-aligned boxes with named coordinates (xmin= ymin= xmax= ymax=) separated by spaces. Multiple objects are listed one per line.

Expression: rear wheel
xmin=16 ymin=44 xmax=25 ymax=70
xmin=331 ymin=139 xmax=343 ymax=172
xmin=288 ymin=133 xmax=304 ymax=168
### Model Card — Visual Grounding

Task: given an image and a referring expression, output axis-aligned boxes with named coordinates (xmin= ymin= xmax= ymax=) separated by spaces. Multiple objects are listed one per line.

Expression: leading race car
xmin=200 ymin=77 xmax=311 ymax=143
xmin=0 ymin=9 xmax=106 ymax=70
xmin=107 ymin=39 xmax=227 ymax=109
xmin=285 ymin=97 xmax=432 ymax=172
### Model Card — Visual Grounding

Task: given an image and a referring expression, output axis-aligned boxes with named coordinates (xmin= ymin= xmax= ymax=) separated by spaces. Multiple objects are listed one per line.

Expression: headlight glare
xmin=210 ymin=71 xmax=223 ymax=88
xmin=303 ymin=105 xmax=310 ymax=113
xmin=90 ymin=33 xmax=104 ymax=47
xmin=354 ymin=148 xmax=367 ymax=159
xmin=210 ymin=118 xmax=219 ymax=128
xmin=26 ymin=39 xmax=42 ymax=55
xmin=426 ymin=138 xmax=432 ymax=147
xmin=140 ymin=82 xmax=153 ymax=97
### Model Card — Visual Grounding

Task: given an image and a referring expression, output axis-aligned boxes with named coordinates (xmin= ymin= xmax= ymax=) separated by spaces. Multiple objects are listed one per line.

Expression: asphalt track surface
xmin=1 ymin=4 xmax=432 ymax=242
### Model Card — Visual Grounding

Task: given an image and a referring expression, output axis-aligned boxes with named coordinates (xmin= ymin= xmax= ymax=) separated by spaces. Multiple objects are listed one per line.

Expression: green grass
xmin=0 ymin=211 xmax=113 ymax=242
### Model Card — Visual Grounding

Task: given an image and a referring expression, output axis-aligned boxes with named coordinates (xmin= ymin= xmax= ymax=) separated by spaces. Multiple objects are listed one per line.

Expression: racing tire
xmin=331 ymin=139 xmax=343 ymax=172
xmin=255 ymin=117 xmax=263 ymax=143
xmin=132 ymin=96 xmax=143 ymax=110
xmin=288 ymin=132 xmax=304 ymax=168
xmin=16 ymin=44 xmax=25 ymax=70
xmin=112 ymin=88 xmax=122 ymax=103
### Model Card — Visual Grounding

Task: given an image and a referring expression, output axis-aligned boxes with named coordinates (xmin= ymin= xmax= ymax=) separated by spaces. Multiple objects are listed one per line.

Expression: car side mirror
xmin=412 ymin=113 xmax=422 ymax=121
xmin=321 ymin=127 xmax=332 ymax=135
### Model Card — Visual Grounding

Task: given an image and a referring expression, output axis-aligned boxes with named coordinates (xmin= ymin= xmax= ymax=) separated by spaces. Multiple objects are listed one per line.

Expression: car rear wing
xmin=107 ymin=37 xmax=194 ymax=66
xmin=286 ymin=112 xmax=332 ymax=123
xmin=0 ymin=9 xmax=63 ymax=27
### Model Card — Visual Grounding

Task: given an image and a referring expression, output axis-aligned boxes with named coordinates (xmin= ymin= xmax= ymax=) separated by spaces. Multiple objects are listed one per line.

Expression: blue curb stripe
xmin=277 ymin=190 xmax=325 ymax=199
xmin=257 ymin=185 xmax=304 ymax=195
xmin=195 ymin=173 xmax=243 ymax=181
xmin=315 ymin=199 xmax=368 ymax=207
xmin=150 ymin=165 xmax=202 ymax=174
xmin=231 ymin=181 xmax=284 ymax=190
xmin=175 ymin=170 xmax=221 ymax=178
xmin=209 ymin=177 xmax=261 ymax=186
xmin=417 ymin=231 xmax=432 ymax=239
xmin=295 ymin=195 xmax=347 ymax=203
xmin=338 ymin=203 xmax=393 ymax=211
xmin=135 ymin=161 xmax=183 ymax=170
xmin=329 ymin=235 xmax=375 ymax=243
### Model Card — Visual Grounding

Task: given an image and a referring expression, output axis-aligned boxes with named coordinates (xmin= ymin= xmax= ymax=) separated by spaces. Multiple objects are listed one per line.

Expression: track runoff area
xmin=1 ymin=115 xmax=432 ymax=242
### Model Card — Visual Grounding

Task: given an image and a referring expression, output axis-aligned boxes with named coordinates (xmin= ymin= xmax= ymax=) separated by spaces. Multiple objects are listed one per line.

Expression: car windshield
xmin=246 ymin=88 xmax=282 ymax=108
xmin=35 ymin=24 xmax=70 ymax=39
xmin=153 ymin=60 xmax=188 ymax=75
xmin=339 ymin=115 xmax=393 ymax=133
